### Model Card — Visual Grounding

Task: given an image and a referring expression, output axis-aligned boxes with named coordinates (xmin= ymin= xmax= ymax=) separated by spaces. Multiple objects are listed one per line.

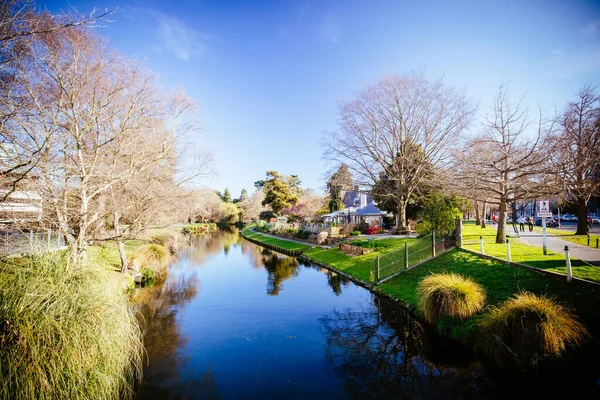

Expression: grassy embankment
xmin=378 ymin=248 xmax=600 ymax=348
xmin=0 ymin=223 xmax=198 ymax=400
xmin=461 ymin=223 xmax=600 ymax=283
xmin=0 ymin=252 xmax=143 ymax=400
xmin=241 ymin=226 xmax=312 ymax=252
xmin=302 ymin=237 xmax=413 ymax=281
xmin=300 ymin=225 xmax=600 ymax=360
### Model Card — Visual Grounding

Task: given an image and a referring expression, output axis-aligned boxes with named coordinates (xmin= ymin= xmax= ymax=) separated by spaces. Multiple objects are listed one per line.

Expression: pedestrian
xmin=528 ymin=216 xmax=534 ymax=231
xmin=518 ymin=215 xmax=525 ymax=232
xmin=492 ymin=215 xmax=497 ymax=225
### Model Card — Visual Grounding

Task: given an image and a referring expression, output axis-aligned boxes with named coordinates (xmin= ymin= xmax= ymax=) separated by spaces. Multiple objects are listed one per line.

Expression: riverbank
xmin=242 ymin=229 xmax=600 ymax=370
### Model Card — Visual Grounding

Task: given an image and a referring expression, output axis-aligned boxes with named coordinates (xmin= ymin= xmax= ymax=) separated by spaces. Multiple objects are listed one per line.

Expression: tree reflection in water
xmin=260 ymin=249 xmax=300 ymax=296
xmin=320 ymin=296 xmax=493 ymax=399
xmin=188 ymin=227 xmax=241 ymax=264
xmin=135 ymin=267 xmax=217 ymax=399
xmin=301 ymin=260 xmax=351 ymax=296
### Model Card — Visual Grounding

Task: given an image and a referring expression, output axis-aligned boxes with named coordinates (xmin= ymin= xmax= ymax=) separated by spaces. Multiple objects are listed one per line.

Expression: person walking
xmin=518 ymin=216 xmax=525 ymax=232
xmin=528 ymin=216 xmax=534 ymax=231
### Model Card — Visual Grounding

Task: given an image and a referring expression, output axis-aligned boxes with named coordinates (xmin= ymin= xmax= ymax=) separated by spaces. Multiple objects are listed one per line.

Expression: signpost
xmin=537 ymin=200 xmax=551 ymax=255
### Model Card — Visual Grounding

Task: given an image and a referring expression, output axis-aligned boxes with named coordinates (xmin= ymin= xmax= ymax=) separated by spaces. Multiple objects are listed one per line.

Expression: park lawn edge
xmin=300 ymin=244 xmax=600 ymax=362
xmin=240 ymin=226 xmax=312 ymax=252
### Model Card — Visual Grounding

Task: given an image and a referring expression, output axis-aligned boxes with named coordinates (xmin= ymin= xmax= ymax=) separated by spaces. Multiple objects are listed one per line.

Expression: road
xmin=549 ymin=221 xmax=600 ymax=234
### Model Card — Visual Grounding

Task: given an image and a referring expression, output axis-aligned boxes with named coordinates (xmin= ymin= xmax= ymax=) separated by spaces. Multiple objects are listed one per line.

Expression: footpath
xmin=515 ymin=228 xmax=600 ymax=266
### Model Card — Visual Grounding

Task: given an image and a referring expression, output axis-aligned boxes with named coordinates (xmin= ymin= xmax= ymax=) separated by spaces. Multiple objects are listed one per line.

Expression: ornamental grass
xmin=481 ymin=292 xmax=588 ymax=362
xmin=129 ymin=243 xmax=171 ymax=282
xmin=0 ymin=252 xmax=143 ymax=400
xmin=417 ymin=272 xmax=486 ymax=324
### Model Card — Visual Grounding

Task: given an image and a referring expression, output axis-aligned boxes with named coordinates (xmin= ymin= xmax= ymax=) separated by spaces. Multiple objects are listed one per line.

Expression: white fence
xmin=0 ymin=230 xmax=66 ymax=255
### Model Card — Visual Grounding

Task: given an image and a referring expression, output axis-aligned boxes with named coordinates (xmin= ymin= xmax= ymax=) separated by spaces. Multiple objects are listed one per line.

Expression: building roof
xmin=354 ymin=201 xmax=386 ymax=216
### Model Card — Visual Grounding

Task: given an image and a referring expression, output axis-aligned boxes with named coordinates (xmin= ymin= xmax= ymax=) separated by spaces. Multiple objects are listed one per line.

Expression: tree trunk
xmin=575 ymin=196 xmax=589 ymax=235
xmin=496 ymin=197 xmax=507 ymax=243
xmin=118 ymin=239 xmax=128 ymax=274
xmin=396 ymin=201 xmax=408 ymax=231
xmin=481 ymin=201 xmax=487 ymax=228
xmin=475 ymin=201 xmax=480 ymax=225
xmin=114 ymin=211 xmax=129 ymax=273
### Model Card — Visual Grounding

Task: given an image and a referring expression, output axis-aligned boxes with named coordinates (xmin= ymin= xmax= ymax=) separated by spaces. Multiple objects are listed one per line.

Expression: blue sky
xmin=42 ymin=0 xmax=600 ymax=198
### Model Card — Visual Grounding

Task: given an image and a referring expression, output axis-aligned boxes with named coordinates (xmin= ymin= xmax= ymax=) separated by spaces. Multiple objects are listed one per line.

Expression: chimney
xmin=360 ymin=192 xmax=367 ymax=209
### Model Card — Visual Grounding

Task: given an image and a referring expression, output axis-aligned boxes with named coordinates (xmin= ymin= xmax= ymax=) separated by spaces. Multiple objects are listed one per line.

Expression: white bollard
xmin=506 ymin=239 xmax=511 ymax=264
xmin=480 ymin=236 xmax=484 ymax=255
xmin=565 ymin=245 xmax=572 ymax=282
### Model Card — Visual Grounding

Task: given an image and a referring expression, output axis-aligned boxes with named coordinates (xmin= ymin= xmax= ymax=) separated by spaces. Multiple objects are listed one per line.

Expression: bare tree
xmin=453 ymin=85 xmax=556 ymax=243
xmin=2 ymin=25 xmax=203 ymax=265
xmin=555 ymin=85 xmax=600 ymax=235
xmin=0 ymin=1 xmax=113 ymax=195
xmin=238 ymin=190 xmax=266 ymax=223
xmin=323 ymin=72 xmax=475 ymax=231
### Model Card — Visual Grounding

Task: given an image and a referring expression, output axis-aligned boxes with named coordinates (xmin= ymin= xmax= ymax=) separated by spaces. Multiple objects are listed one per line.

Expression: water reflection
xmin=261 ymin=249 xmax=300 ymax=296
xmin=135 ymin=267 xmax=217 ymax=399
xmin=320 ymin=296 xmax=493 ymax=399
xmin=188 ymin=228 xmax=241 ymax=264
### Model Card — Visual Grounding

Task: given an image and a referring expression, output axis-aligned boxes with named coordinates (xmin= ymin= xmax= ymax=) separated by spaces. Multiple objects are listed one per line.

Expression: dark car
xmin=535 ymin=217 xmax=558 ymax=227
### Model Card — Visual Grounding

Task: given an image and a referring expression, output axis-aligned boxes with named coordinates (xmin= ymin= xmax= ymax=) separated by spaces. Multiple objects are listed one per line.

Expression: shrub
xmin=131 ymin=244 xmax=171 ymax=282
xmin=0 ymin=253 xmax=143 ymax=400
xmin=350 ymin=230 xmax=361 ymax=236
xmin=367 ymin=226 xmax=383 ymax=235
xmin=356 ymin=220 xmax=369 ymax=234
xmin=481 ymin=292 xmax=588 ymax=362
xmin=417 ymin=273 xmax=486 ymax=324
xmin=295 ymin=229 xmax=311 ymax=240
xmin=141 ymin=266 xmax=156 ymax=283
xmin=350 ymin=239 xmax=384 ymax=249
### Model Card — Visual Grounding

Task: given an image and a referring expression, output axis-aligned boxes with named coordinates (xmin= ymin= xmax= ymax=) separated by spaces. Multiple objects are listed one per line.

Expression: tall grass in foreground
xmin=0 ymin=252 xmax=144 ymax=400
xmin=482 ymin=292 xmax=588 ymax=364
xmin=417 ymin=273 xmax=486 ymax=323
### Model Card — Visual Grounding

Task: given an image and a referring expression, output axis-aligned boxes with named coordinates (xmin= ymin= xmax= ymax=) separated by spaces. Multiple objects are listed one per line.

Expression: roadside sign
xmin=537 ymin=212 xmax=553 ymax=218
xmin=538 ymin=200 xmax=550 ymax=213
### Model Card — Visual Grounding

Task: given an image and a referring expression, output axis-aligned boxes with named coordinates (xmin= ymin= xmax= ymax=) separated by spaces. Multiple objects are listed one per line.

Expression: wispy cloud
xmin=579 ymin=20 xmax=600 ymax=36
xmin=152 ymin=11 xmax=206 ymax=61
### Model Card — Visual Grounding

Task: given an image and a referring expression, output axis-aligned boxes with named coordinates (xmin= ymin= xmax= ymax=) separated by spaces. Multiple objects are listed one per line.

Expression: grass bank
xmin=377 ymin=248 xmax=600 ymax=352
xmin=241 ymin=227 xmax=312 ymax=252
xmin=303 ymin=237 xmax=413 ymax=282
xmin=462 ymin=224 xmax=600 ymax=283
xmin=0 ymin=252 xmax=143 ymax=400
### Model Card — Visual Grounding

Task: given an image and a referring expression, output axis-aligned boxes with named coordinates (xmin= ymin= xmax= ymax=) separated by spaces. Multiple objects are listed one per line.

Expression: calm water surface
xmin=135 ymin=230 xmax=599 ymax=399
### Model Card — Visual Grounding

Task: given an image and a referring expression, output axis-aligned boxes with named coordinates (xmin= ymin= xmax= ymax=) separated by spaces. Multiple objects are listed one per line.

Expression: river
xmin=134 ymin=229 xmax=599 ymax=399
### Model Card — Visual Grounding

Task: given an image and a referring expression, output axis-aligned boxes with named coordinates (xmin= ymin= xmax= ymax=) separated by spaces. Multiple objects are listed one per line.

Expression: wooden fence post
xmin=455 ymin=218 xmax=463 ymax=248
xmin=432 ymin=231 xmax=436 ymax=257
xmin=405 ymin=242 xmax=409 ymax=270
xmin=376 ymin=256 xmax=380 ymax=282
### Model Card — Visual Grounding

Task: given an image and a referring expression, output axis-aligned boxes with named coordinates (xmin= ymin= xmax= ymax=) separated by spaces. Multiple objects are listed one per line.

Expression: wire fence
xmin=0 ymin=230 xmax=66 ymax=255
xmin=371 ymin=232 xmax=455 ymax=284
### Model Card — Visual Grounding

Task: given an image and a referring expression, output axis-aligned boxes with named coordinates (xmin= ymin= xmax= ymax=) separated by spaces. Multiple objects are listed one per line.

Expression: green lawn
xmin=241 ymin=227 xmax=312 ymax=252
xmin=462 ymin=223 xmax=600 ymax=283
xmin=378 ymin=248 xmax=600 ymax=345
xmin=303 ymin=237 xmax=414 ymax=282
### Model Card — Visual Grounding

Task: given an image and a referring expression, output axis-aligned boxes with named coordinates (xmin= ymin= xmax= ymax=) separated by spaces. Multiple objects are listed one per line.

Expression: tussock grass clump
xmin=417 ymin=272 xmax=486 ymax=324
xmin=481 ymin=292 xmax=588 ymax=362
xmin=0 ymin=252 xmax=143 ymax=400
xmin=131 ymin=243 xmax=171 ymax=282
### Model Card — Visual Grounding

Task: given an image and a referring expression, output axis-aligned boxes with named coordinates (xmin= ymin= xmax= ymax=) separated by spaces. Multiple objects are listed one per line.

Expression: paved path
xmin=516 ymin=229 xmax=600 ymax=266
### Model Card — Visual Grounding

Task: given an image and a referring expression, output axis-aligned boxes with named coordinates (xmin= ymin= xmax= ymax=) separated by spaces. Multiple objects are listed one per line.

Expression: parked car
xmin=535 ymin=217 xmax=559 ymax=227
xmin=560 ymin=213 xmax=577 ymax=222
xmin=587 ymin=215 xmax=600 ymax=224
